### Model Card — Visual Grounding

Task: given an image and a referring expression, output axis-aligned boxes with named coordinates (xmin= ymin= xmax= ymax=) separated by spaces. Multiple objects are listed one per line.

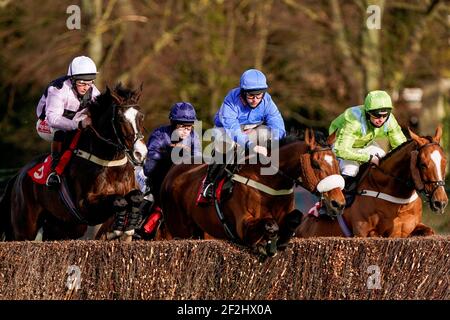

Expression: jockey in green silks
xmin=329 ymin=90 xmax=407 ymax=189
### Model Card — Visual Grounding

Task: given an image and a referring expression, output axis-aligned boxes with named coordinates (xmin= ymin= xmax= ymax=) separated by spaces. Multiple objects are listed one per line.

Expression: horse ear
xmin=327 ymin=130 xmax=337 ymax=146
xmin=433 ymin=125 xmax=442 ymax=144
xmin=110 ymin=89 xmax=124 ymax=105
xmin=133 ymin=83 xmax=144 ymax=103
xmin=305 ymin=128 xmax=316 ymax=150
xmin=408 ymin=127 xmax=421 ymax=144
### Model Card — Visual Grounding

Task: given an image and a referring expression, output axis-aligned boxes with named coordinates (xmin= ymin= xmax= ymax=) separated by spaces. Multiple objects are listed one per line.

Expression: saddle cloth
xmin=27 ymin=130 xmax=82 ymax=185
xmin=27 ymin=155 xmax=52 ymax=185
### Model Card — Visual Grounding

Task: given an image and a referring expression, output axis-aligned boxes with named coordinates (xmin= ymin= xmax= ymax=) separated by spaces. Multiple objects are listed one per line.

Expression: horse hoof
xmin=120 ymin=233 xmax=133 ymax=242
xmin=106 ymin=230 xmax=123 ymax=240
xmin=265 ymin=238 xmax=278 ymax=257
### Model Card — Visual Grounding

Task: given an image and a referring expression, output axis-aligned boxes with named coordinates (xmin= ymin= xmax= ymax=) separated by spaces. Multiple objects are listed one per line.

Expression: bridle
xmin=369 ymin=141 xmax=445 ymax=203
xmin=87 ymin=103 xmax=144 ymax=166
xmin=413 ymin=142 xmax=446 ymax=200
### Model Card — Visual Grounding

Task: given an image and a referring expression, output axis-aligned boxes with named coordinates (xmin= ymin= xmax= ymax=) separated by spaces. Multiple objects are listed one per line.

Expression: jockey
xmin=36 ymin=55 xmax=100 ymax=188
xmin=329 ymin=90 xmax=407 ymax=190
xmin=200 ymin=68 xmax=286 ymax=200
xmin=140 ymin=102 xmax=201 ymax=235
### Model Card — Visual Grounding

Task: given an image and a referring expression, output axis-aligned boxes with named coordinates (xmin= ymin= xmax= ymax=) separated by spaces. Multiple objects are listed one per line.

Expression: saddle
xmin=196 ymin=168 xmax=236 ymax=206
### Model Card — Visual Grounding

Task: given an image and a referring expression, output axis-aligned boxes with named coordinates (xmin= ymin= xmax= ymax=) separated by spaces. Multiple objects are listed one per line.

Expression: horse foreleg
xmin=242 ymin=216 xmax=279 ymax=257
xmin=277 ymin=209 xmax=303 ymax=250
xmin=124 ymin=189 xmax=144 ymax=232
xmin=410 ymin=223 xmax=435 ymax=237
xmin=110 ymin=196 xmax=128 ymax=238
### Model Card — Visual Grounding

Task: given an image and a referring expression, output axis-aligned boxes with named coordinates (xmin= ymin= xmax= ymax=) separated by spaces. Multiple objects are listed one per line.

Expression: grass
xmin=422 ymin=205 xmax=450 ymax=235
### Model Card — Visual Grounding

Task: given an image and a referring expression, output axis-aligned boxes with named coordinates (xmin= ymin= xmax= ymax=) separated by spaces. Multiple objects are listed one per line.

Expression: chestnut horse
xmin=0 ymin=85 xmax=147 ymax=241
xmin=297 ymin=127 xmax=448 ymax=238
xmin=160 ymin=129 xmax=346 ymax=256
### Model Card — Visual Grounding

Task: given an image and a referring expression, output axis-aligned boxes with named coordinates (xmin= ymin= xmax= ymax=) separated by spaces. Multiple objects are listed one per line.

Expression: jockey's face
xmin=174 ymin=123 xmax=193 ymax=140
xmin=368 ymin=110 xmax=390 ymax=128
xmin=245 ymin=92 xmax=264 ymax=108
xmin=75 ymin=80 xmax=94 ymax=96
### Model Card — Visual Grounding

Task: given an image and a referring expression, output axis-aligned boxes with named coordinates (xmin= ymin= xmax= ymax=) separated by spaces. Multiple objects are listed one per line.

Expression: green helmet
xmin=364 ymin=90 xmax=393 ymax=112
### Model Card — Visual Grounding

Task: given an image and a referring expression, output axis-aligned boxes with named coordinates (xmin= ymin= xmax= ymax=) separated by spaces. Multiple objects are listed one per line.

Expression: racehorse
xmin=159 ymin=129 xmax=346 ymax=257
xmin=0 ymin=84 xmax=147 ymax=241
xmin=297 ymin=126 xmax=448 ymax=238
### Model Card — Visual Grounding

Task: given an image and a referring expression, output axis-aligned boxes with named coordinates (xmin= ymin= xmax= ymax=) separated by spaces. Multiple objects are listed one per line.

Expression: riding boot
xmin=46 ymin=141 xmax=63 ymax=188
xmin=342 ymin=174 xmax=356 ymax=193
xmin=201 ymin=162 xmax=224 ymax=199
xmin=342 ymin=174 xmax=357 ymax=207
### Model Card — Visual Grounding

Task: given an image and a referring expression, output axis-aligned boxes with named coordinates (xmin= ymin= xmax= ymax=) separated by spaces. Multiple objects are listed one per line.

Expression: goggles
xmin=368 ymin=110 xmax=391 ymax=119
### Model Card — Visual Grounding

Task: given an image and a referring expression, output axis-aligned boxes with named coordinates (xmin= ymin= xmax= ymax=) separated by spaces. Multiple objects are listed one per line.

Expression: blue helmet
xmin=239 ymin=69 xmax=268 ymax=93
xmin=169 ymin=102 xmax=197 ymax=123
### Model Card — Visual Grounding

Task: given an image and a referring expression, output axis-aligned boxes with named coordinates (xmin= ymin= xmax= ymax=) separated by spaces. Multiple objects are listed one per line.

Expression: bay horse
xmin=0 ymin=84 xmax=147 ymax=241
xmin=297 ymin=126 xmax=448 ymax=238
xmin=159 ymin=129 xmax=346 ymax=257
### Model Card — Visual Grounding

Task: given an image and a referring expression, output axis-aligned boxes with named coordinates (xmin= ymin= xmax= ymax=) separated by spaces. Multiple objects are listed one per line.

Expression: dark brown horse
xmin=297 ymin=127 xmax=448 ymax=238
xmin=159 ymin=129 xmax=346 ymax=256
xmin=0 ymin=85 xmax=147 ymax=241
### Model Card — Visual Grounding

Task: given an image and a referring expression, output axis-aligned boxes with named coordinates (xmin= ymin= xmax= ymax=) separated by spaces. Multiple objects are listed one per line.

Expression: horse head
xmin=299 ymin=129 xmax=346 ymax=217
xmin=90 ymin=84 xmax=147 ymax=166
xmin=409 ymin=126 xmax=448 ymax=214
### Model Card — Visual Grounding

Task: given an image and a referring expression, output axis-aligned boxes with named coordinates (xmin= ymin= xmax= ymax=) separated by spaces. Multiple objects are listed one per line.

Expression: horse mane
xmin=88 ymin=83 xmax=142 ymax=122
xmin=279 ymin=129 xmax=329 ymax=147
xmin=379 ymin=139 xmax=421 ymax=164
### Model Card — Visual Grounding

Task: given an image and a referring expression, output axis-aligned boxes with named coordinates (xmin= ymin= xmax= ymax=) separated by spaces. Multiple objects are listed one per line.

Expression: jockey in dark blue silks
xmin=199 ymin=68 xmax=286 ymax=200
xmin=139 ymin=102 xmax=201 ymax=235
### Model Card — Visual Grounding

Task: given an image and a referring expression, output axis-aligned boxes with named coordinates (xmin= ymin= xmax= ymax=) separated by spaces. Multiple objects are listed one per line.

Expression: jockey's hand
xmin=79 ymin=116 xmax=92 ymax=129
xmin=369 ymin=154 xmax=380 ymax=166
xmin=253 ymin=145 xmax=268 ymax=157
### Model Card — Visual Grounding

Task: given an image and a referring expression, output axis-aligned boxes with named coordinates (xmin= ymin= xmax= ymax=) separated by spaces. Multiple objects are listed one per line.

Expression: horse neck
xmin=370 ymin=141 xmax=416 ymax=196
xmin=78 ymin=125 xmax=124 ymax=161
xmin=271 ymin=142 xmax=306 ymax=188
xmin=238 ymin=142 xmax=304 ymax=190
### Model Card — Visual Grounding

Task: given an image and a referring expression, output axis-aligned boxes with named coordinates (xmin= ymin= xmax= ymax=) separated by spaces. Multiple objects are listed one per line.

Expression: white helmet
xmin=67 ymin=56 xmax=98 ymax=80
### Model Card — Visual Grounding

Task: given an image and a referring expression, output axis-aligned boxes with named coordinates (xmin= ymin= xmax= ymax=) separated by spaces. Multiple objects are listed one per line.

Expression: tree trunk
xmin=361 ymin=0 xmax=384 ymax=92
xmin=83 ymin=0 xmax=104 ymax=86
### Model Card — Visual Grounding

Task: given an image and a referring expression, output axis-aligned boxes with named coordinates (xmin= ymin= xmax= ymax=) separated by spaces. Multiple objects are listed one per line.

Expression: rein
xmin=272 ymin=146 xmax=333 ymax=195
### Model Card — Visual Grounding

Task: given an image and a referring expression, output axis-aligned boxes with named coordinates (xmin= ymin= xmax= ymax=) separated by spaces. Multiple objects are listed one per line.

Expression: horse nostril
xmin=134 ymin=151 xmax=142 ymax=160
xmin=434 ymin=201 xmax=447 ymax=210
xmin=331 ymin=200 xmax=339 ymax=208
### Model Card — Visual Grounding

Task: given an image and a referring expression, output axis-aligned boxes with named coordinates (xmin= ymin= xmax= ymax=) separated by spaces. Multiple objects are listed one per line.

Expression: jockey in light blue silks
xmin=199 ymin=68 xmax=286 ymax=200
xmin=35 ymin=56 xmax=100 ymax=188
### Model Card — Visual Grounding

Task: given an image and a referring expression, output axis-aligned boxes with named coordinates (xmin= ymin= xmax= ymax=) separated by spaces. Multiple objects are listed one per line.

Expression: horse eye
xmin=420 ymin=163 xmax=427 ymax=169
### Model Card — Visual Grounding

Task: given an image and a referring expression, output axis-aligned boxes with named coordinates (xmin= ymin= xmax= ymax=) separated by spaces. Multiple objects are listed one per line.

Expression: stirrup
xmin=202 ymin=183 xmax=214 ymax=198
xmin=46 ymin=172 xmax=61 ymax=187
